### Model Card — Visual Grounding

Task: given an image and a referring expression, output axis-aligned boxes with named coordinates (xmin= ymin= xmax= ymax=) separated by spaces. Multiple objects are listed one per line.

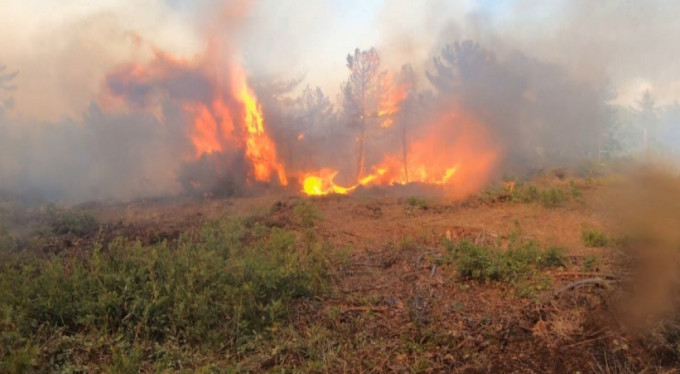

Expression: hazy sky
xmin=1 ymin=0 xmax=679 ymax=121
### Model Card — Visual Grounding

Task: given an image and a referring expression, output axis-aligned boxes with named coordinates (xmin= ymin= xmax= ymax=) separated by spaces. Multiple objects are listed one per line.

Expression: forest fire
xmin=5 ymin=3 xmax=680 ymax=371
xmin=106 ymin=47 xmax=288 ymax=187
xmin=95 ymin=25 xmax=515 ymax=201
xmin=106 ymin=44 xmax=498 ymax=198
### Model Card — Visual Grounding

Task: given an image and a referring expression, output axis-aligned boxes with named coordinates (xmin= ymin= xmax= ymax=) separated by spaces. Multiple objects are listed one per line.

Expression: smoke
xmin=372 ymin=0 xmax=680 ymax=102
xmin=0 ymin=0 xmax=679 ymax=202
xmin=0 ymin=104 xmax=184 ymax=202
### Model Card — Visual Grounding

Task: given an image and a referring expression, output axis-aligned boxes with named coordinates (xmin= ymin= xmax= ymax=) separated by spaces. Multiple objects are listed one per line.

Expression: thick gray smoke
xmin=0 ymin=103 xmax=186 ymax=203
xmin=425 ymin=41 xmax=611 ymax=171
xmin=0 ymin=0 xmax=678 ymax=202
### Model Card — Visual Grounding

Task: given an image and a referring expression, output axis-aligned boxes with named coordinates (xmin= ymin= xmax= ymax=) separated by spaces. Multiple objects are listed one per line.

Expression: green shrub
xmin=406 ymin=196 xmax=427 ymax=208
xmin=294 ymin=199 xmax=324 ymax=228
xmin=582 ymin=228 xmax=608 ymax=247
xmin=478 ymin=185 xmax=507 ymax=202
xmin=446 ymin=240 xmax=498 ymax=281
xmin=483 ymin=181 xmax=577 ymax=207
xmin=0 ymin=217 xmax=330 ymax=370
xmin=569 ymin=180 xmax=582 ymax=198
xmin=0 ymin=204 xmax=21 ymax=252
xmin=540 ymin=246 xmax=567 ymax=268
xmin=511 ymin=184 xmax=540 ymax=203
xmin=0 ymin=227 xmax=15 ymax=252
xmin=445 ymin=238 xmax=564 ymax=283
xmin=46 ymin=204 xmax=98 ymax=236
xmin=583 ymin=255 xmax=601 ymax=271
xmin=540 ymin=188 xmax=569 ymax=208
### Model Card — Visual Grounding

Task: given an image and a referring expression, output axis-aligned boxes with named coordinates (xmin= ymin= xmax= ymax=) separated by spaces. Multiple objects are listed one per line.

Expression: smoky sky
xmin=0 ymin=0 xmax=678 ymax=202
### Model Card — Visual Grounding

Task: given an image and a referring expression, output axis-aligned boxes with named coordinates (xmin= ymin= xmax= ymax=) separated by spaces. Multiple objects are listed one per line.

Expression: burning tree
xmin=342 ymin=48 xmax=382 ymax=182
xmin=374 ymin=64 xmax=418 ymax=183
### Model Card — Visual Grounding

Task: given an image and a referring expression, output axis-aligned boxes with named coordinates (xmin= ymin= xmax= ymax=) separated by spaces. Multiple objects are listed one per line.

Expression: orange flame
xmin=301 ymin=168 xmax=388 ymax=196
xmin=107 ymin=46 xmax=288 ymax=186
xmin=300 ymin=108 xmax=497 ymax=198
xmin=378 ymin=73 xmax=410 ymax=128
xmin=231 ymin=66 xmax=287 ymax=185
xmin=302 ymin=169 xmax=353 ymax=195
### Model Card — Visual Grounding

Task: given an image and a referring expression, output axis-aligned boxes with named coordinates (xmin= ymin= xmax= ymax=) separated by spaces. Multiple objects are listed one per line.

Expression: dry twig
xmin=541 ymin=277 xmax=610 ymax=304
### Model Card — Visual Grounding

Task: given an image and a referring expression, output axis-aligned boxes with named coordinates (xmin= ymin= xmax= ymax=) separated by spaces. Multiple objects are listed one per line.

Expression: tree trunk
xmin=597 ymin=131 xmax=602 ymax=163
xmin=401 ymin=121 xmax=409 ymax=183
xmin=356 ymin=120 xmax=365 ymax=182
xmin=356 ymin=77 xmax=367 ymax=183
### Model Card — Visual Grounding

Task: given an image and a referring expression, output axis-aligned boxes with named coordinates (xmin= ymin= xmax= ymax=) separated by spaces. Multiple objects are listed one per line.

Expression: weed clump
xmin=582 ymin=228 xmax=609 ymax=247
xmin=445 ymin=239 xmax=564 ymax=283
xmin=582 ymin=255 xmax=601 ymax=271
xmin=542 ymin=246 xmax=567 ymax=267
xmin=480 ymin=179 xmax=581 ymax=208
xmin=294 ymin=199 xmax=324 ymax=228
xmin=0 ymin=215 xmax=15 ymax=252
xmin=512 ymin=184 xmax=540 ymax=203
xmin=540 ymin=188 xmax=569 ymax=208
xmin=406 ymin=196 xmax=428 ymax=208
xmin=45 ymin=204 xmax=98 ymax=236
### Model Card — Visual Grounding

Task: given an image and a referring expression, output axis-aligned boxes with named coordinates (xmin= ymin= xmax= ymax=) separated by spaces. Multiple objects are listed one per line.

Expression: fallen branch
xmin=341 ymin=230 xmax=360 ymax=238
xmin=553 ymin=272 xmax=620 ymax=280
xmin=340 ymin=306 xmax=389 ymax=314
xmin=416 ymin=254 xmax=425 ymax=267
xmin=564 ymin=333 xmax=612 ymax=348
xmin=430 ymin=264 xmax=438 ymax=278
xmin=553 ymin=272 xmax=603 ymax=277
xmin=340 ymin=280 xmax=398 ymax=293
xmin=541 ymin=277 xmax=610 ymax=303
